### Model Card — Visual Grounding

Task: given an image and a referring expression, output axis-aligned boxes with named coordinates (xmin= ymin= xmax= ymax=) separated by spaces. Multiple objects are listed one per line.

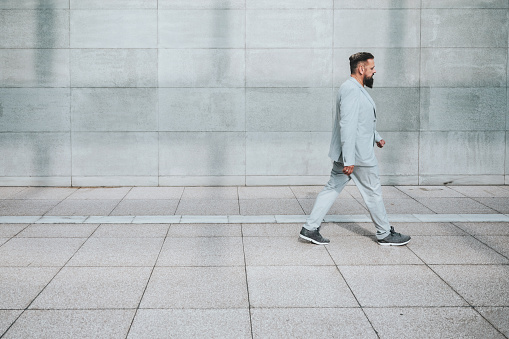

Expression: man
xmin=299 ymin=52 xmax=411 ymax=246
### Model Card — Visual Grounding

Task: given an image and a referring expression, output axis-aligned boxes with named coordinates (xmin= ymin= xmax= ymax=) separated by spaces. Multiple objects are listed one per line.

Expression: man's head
xmin=349 ymin=52 xmax=376 ymax=88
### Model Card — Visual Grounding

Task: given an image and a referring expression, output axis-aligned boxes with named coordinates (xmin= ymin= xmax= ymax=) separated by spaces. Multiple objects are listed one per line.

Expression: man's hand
xmin=343 ymin=165 xmax=354 ymax=175
xmin=376 ymin=139 xmax=385 ymax=148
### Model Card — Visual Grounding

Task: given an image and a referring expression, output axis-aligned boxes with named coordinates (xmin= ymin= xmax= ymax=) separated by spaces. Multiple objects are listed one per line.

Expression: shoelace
xmin=389 ymin=226 xmax=401 ymax=237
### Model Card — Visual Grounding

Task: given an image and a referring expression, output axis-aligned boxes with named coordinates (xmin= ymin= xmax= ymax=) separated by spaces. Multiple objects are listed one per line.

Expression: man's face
xmin=363 ymin=59 xmax=376 ymax=88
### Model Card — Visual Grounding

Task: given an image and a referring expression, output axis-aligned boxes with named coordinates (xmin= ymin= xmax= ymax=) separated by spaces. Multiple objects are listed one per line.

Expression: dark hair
xmin=349 ymin=52 xmax=374 ymax=74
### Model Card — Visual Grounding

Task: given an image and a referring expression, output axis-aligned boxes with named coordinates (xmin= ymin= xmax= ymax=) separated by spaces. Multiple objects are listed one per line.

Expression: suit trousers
xmin=304 ymin=161 xmax=391 ymax=240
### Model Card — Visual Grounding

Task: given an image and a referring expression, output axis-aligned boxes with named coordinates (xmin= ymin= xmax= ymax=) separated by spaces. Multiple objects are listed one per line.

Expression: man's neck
xmin=350 ymin=74 xmax=364 ymax=87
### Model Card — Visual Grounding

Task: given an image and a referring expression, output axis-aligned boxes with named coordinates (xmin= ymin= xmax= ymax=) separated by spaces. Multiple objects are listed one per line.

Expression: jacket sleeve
xmin=375 ymin=130 xmax=382 ymax=143
xmin=339 ymin=86 xmax=360 ymax=166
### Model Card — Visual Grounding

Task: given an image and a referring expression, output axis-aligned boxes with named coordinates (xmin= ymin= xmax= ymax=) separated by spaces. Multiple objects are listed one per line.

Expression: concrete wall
xmin=0 ymin=0 xmax=507 ymax=186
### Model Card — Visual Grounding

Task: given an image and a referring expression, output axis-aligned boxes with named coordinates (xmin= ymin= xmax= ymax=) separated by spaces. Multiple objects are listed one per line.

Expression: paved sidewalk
xmin=0 ymin=185 xmax=508 ymax=338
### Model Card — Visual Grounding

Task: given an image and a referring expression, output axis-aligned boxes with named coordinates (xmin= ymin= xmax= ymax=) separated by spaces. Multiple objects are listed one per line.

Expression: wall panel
xmin=0 ymin=2 xmax=507 ymax=186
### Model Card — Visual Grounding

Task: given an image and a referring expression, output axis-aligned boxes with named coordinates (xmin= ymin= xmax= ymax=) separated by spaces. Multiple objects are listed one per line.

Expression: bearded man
xmin=299 ymin=52 xmax=411 ymax=246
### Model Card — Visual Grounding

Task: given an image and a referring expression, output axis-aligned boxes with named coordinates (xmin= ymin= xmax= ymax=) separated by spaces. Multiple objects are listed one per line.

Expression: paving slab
xmin=246 ymin=266 xmax=358 ymax=308
xmin=0 ymin=224 xmax=29 ymax=237
xmin=67 ymin=238 xmax=164 ymax=267
xmin=339 ymin=265 xmax=467 ymax=307
xmin=291 ymin=185 xmax=354 ymax=199
xmin=450 ymin=186 xmax=509 ymax=197
xmin=319 ymin=222 xmax=374 ymax=236
xmin=239 ymin=199 xmax=304 ymax=215
xmin=0 ymin=200 xmax=60 ymax=216
xmin=251 ymin=308 xmax=377 ymax=339
xmin=47 ymin=200 xmax=120 ymax=216
xmin=326 ymin=236 xmax=423 ymax=265
xmin=299 ymin=197 xmax=368 ymax=214
xmin=408 ymin=236 xmax=509 ymax=265
xmin=168 ymin=223 xmax=241 ymax=237
xmin=65 ymin=187 xmax=131 ymax=200
xmin=0 ymin=187 xmax=26 ymax=199
xmin=476 ymin=236 xmax=509 ymax=258
xmin=415 ymin=197 xmax=497 ymax=214
xmin=473 ymin=197 xmax=509 ymax=214
xmin=181 ymin=187 xmax=238 ymax=200
xmin=9 ymin=187 xmax=77 ymax=200
xmin=475 ymin=307 xmax=509 ymax=337
xmin=0 ymin=238 xmax=86 ymax=267
xmin=3 ymin=310 xmax=135 ymax=339
xmin=396 ymin=186 xmax=465 ymax=198
xmin=175 ymin=199 xmax=239 ymax=215
xmin=364 ymin=307 xmax=504 ymax=339
xmin=17 ymin=223 xmax=98 ymax=238
xmin=0 ymin=267 xmax=60 ymax=309
xmin=349 ymin=186 xmax=412 ymax=199
xmin=238 ymin=186 xmax=295 ymax=199
xmin=156 ymin=237 xmax=245 ymax=266
xmin=390 ymin=222 xmax=467 ymax=236
xmin=92 ymin=223 xmax=169 ymax=238
xmin=242 ymin=223 xmax=301 ymax=237
xmin=382 ymin=198 xmax=435 ymax=214
xmin=111 ymin=199 xmax=179 ymax=216
xmin=140 ymin=267 xmax=248 ymax=309
xmin=128 ymin=309 xmax=251 ymax=339
xmin=29 ymin=267 xmax=152 ymax=309
xmin=124 ymin=186 xmax=184 ymax=200
xmin=454 ymin=222 xmax=509 ymax=236
xmin=243 ymin=237 xmax=334 ymax=266
xmin=0 ymin=310 xmax=23 ymax=337
xmin=431 ymin=265 xmax=509 ymax=307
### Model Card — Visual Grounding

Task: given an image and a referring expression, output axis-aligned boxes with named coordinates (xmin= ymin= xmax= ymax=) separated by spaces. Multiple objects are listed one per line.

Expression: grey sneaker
xmin=299 ymin=227 xmax=330 ymax=245
xmin=378 ymin=226 xmax=411 ymax=246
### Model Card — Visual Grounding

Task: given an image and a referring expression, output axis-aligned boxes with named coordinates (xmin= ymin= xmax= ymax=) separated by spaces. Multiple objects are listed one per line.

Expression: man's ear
xmin=358 ymin=65 xmax=364 ymax=75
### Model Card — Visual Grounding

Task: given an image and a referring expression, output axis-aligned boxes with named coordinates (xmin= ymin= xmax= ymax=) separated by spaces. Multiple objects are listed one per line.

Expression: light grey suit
xmin=329 ymin=77 xmax=382 ymax=166
xmin=304 ymin=77 xmax=391 ymax=239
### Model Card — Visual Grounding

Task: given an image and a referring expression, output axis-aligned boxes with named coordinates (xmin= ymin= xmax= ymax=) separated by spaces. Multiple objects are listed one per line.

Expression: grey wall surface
xmin=0 ymin=0 xmax=508 ymax=186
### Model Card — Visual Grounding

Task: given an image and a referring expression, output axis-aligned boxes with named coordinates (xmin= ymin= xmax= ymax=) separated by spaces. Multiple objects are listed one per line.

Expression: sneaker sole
xmin=378 ymin=239 xmax=410 ymax=246
xmin=299 ymin=234 xmax=329 ymax=245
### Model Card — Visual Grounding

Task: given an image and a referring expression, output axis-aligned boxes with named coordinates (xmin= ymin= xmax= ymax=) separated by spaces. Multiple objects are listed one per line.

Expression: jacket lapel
xmin=349 ymin=78 xmax=376 ymax=116
xmin=360 ymin=87 xmax=376 ymax=113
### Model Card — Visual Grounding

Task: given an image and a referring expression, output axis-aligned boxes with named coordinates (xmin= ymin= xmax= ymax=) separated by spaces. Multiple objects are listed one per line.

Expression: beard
xmin=365 ymin=76 xmax=374 ymax=88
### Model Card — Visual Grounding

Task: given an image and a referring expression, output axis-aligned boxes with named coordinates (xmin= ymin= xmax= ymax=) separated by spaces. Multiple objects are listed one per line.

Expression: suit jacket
xmin=328 ymin=77 xmax=382 ymax=166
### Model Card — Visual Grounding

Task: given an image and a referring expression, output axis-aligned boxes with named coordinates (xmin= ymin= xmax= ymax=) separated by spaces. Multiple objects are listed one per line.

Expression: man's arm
xmin=339 ymin=86 xmax=360 ymax=170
